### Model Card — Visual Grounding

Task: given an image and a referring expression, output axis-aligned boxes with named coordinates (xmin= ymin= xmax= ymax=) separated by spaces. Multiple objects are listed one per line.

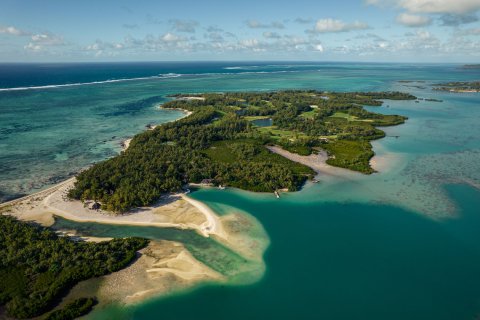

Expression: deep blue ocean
xmin=1 ymin=62 xmax=480 ymax=319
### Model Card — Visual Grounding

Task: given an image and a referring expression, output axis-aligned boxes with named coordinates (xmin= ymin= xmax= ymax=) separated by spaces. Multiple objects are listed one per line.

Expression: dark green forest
xmin=0 ymin=215 xmax=148 ymax=319
xmin=69 ymin=90 xmax=413 ymax=212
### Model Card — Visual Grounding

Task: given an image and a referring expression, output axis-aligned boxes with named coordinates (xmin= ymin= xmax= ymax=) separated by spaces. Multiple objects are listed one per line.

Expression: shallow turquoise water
xmin=1 ymin=62 xmax=480 ymax=319
xmin=139 ymin=184 xmax=480 ymax=320
xmin=67 ymin=184 xmax=480 ymax=320
xmin=1 ymin=62 xmax=478 ymax=201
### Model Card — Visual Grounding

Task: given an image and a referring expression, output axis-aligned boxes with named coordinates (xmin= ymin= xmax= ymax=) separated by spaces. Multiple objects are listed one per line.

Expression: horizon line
xmin=0 ymin=60 xmax=474 ymax=65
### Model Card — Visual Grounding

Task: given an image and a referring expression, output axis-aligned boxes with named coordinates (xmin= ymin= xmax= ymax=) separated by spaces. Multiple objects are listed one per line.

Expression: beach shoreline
xmin=121 ymin=106 xmax=192 ymax=151
xmin=1 ymin=177 xmax=225 ymax=239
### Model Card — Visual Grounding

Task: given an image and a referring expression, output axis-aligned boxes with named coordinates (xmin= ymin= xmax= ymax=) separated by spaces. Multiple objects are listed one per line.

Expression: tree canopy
xmin=69 ymin=90 xmax=412 ymax=212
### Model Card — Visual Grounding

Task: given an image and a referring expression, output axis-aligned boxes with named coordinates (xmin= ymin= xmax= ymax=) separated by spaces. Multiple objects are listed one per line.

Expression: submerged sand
xmin=1 ymin=177 xmax=268 ymax=308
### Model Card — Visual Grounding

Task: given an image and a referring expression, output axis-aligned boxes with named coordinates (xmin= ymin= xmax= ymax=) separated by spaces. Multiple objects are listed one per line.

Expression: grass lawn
xmin=257 ymin=126 xmax=308 ymax=141
xmin=244 ymin=116 xmax=271 ymax=121
xmin=329 ymin=112 xmax=373 ymax=122
xmin=204 ymin=139 xmax=314 ymax=175
xmin=322 ymin=139 xmax=375 ymax=174
xmin=299 ymin=110 xmax=317 ymax=119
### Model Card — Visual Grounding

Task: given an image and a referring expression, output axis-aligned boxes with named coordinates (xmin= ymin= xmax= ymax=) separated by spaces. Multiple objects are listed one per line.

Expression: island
xmin=434 ymin=81 xmax=480 ymax=93
xmin=69 ymin=90 xmax=414 ymax=212
xmin=462 ymin=64 xmax=480 ymax=69
xmin=0 ymin=90 xmax=415 ymax=319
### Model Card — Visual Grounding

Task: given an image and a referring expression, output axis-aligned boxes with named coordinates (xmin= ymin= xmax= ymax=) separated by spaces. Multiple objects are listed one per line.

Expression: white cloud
xmin=400 ymin=0 xmax=480 ymax=15
xmin=24 ymin=43 xmax=42 ymax=52
xmin=396 ymin=13 xmax=432 ymax=26
xmin=31 ymin=33 xmax=65 ymax=45
xmin=162 ymin=32 xmax=180 ymax=42
xmin=85 ymin=40 xmax=124 ymax=52
xmin=246 ymin=20 xmax=285 ymax=29
xmin=0 ymin=26 xmax=28 ymax=36
xmin=327 ymin=27 xmax=480 ymax=59
xmin=309 ymin=19 xmax=370 ymax=33
xmin=367 ymin=0 xmax=480 ymax=15
xmin=24 ymin=33 xmax=65 ymax=52
xmin=315 ymin=44 xmax=324 ymax=52
xmin=239 ymin=38 xmax=260 ymax=47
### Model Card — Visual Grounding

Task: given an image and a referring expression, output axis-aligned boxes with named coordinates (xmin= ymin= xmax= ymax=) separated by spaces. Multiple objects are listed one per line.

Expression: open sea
xmin=1 ymin=62 xmax=479 ymax=319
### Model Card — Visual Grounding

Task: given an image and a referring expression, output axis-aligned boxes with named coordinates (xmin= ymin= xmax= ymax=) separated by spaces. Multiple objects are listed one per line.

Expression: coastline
xmin=266 ymin=145 xmax=359 ymax=179
xmin=1 ymin=178 xmax=225 ymax=238
xmin=121 ymin=106 xmax=192 ymax=151
xmin=0 ymin=99 xmax=269 ymax=311
xmin=1 ymin=171 xmax=267 ymax=313
xmin=0 ymin=93 xmax=400 ymax=315
xmin=63 ymin=240 xmax=225 ymax=309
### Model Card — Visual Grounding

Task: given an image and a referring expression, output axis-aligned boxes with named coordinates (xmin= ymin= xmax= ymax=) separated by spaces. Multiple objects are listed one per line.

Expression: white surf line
xmin=0 ymin=73 xmax=182 ymax=92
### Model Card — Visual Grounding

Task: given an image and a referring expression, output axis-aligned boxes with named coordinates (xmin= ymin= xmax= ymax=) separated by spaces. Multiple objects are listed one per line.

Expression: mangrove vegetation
xmin=0 ymin=215 xmax=148 ymax=319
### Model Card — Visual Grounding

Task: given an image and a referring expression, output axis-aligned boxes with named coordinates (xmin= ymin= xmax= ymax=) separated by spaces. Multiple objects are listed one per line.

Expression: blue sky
xmin=1 ymin=0 xmax=479 ymax=62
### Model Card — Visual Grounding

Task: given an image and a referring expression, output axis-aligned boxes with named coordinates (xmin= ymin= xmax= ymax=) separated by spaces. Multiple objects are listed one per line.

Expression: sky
xmin=0 ymin=0 xmax=479 ymax=62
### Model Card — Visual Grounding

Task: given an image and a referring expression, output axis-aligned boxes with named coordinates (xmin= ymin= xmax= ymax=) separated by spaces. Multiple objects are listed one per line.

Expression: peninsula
xmin=69 ymin=90 xmax=414 ymax=212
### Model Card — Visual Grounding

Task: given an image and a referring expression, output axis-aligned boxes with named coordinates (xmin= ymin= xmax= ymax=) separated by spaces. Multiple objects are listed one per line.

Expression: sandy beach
xmin=66 ymin=240 xmax=224 ymax=306
xmin=1 ymin=177 xmax=267 ymax=309
xmin=0 ymin=178 xmax=225 ymax=238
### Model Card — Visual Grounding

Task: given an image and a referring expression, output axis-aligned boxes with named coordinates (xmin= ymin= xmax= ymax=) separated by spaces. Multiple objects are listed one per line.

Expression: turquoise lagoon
xmin=1 ymin=62 xmax=480 ymax=319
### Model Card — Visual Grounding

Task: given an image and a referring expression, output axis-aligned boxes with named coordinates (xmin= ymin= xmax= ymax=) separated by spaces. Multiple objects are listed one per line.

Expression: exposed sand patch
xmin=64 ymin=240 xmax=223 ymax=307
xmin=176 ymin=96 xmax=206 ymax=101
xmin=99 ymin=240 xmax=223 ymax=304
xmin=266 ymin=145 xmax=357 ymax=179
xmin=1 ymin=178 xmax=224 ymax=238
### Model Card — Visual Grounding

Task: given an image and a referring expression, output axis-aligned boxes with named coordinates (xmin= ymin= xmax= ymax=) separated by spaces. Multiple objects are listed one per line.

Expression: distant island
xmin=69 ymin=90 xmax=414 ymax=212
xmin=462 ymin=64 xmax=480 ymax=69
xmin=434 ymin=81 xmax=480 ymax=93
